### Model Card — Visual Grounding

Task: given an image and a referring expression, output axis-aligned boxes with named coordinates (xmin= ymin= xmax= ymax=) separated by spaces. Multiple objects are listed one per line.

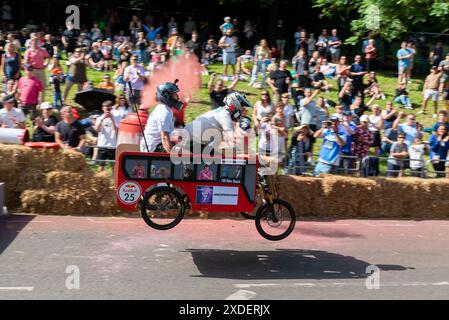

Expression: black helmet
xmin=156 ymin=82 xmax=183 ymax=111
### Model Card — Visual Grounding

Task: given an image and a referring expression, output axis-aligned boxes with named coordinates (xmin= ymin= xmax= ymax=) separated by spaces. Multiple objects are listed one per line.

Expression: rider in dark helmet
xmin=140 ymin=81 xmax=184 ymax=153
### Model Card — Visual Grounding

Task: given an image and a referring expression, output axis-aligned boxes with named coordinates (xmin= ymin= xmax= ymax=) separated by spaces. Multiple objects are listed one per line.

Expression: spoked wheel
xmin=255 ymin=199 xmax=296 ymax=241
xmin=140 ymin=187 xmax=185 ymax=230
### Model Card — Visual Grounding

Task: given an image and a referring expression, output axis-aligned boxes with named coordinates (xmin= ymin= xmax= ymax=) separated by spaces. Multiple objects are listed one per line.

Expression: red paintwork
xmin=115 ymin=151 xmax=258 ymax=213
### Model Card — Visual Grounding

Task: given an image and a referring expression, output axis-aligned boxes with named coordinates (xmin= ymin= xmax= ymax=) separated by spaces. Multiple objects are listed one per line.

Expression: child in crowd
xmin=408 ymin=137 xmax=428 ymax=177
xmin=50 ymin=68 xmax=63 ymax=109
xmin=237 ymin=49 xmax=254 ymax=79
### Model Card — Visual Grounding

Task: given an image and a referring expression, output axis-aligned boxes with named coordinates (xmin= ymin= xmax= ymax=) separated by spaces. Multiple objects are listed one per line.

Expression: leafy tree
xmin=313 ymin=0 xmax=449 ymax=44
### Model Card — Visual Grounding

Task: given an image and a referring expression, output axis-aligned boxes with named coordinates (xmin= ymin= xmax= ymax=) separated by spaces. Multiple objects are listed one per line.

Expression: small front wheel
xmin=255 ymin=199 xmax=296 ymax=241
xmin=141 ymin=187 xmax=185 ymax=230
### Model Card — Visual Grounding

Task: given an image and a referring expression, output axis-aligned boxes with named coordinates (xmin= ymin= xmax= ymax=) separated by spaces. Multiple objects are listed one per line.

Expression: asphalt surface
xmin=1 ymin=214 xmax=449 ymax=300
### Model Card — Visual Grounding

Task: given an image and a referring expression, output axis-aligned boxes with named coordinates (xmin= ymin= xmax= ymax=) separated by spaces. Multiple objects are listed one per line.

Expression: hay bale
xmin=45 ymin=170 xmax=112 ymax=191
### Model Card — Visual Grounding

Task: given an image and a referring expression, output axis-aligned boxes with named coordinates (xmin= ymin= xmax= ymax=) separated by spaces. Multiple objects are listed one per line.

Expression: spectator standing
xmin=288 ymin=124 xmax=314 ymax=175
xmin=339 ymin=112 xmax=357 ymax=174
xmin=387 ymin=133 xmax=408 ymax=177
xmin=392 ymin=112 xmax=418 ymax=147
xmin=292 ymin=49 xmax=308 ymax=88
xmin=183 ymin=16 xmax=197 ymax=39
xmin=397 ymin=41 xmax=413 ymax=84
xmin=328 ymin=29 xmax=342 ymax=64
xmin=124 ymin=55 xmax=147 ymax=105
xmin=24 ymin=37 xmax=50 ymax=88
xmin=167 ymin=17 xmax=178 ymax=36
xmin=381 ymin=101 xmax=397 ymax=130
xmin=17 ymin=65 xmax=44 ymax=120
xmin=280 ymin=93 xmax=294 ymax=130
xmin=50 ymin=68 xmax=63 ymax=109
xmin=64 ymin=48 xmax=88 ymax=101
xmin=249 ymin=39 xmax=270 ymax=88
xmin=316 ymin=29 xmax=329 ymax=58
xmin=429 ymin=124 xmax=449 ymax=177
xmin=0 ymin=95 xmax=25 ymax=128
xmin=94 ymin=100 xmax=117 ymax=172
xmin=274 ymin=20 xmax=287 ymax=59
xmin=186 ymin=32 xmax=202 ymax=62
xmin=420 ymin=66 xmax=442 ymax=117
xmin=364 ymin=39 xmax=377 ymax=71
xmin=219 ymin=16 xmax=234 ymax=35
xmin=336 ymin=56 xmax=351 ymax=91
xmin=269 ymin=60 xmax=292 ymax=103
xmin=219 ymin=29 xmax=238 ymax=81
xmin=253 ymin=90 xmax=274 ymax=132
xmin=297 ymin=88 xmax=320 ymax=131
xmin=408 ymin=137 xmax=428 ymax=177
xmin=1 ymin=43 xmax=21 ymax=83
xmin=307 ymin=33 xmax=316 ymax=58
xmin=438 ymin=53 xmax=449 ymax=98
xmin=353 ymin=115 xmax=373 ymax=160
xmin=313 ymin=116 xmax=347 ymax=175
xmin=129 ymin=15 xmax=142 ymax=41
xmin=367 ymin=104 xmax=383 ymax=154
xmin=32 ymin=102 xmax=57 ymax=142
xmin=112 ymin=94 xmax=131 ymax=127
xmin=61 ymin=22 xmax=80 ymax=54
xmin=55 ymin=106 xmax=86 ymax=149
xmin=430 ymin=41 xmax=443 ymax=67
xmin=349 ymin=55 xmax=366 ymax=98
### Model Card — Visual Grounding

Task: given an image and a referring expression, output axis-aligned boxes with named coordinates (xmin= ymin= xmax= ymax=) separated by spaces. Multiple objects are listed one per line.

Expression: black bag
xmin=362 ymin=156 xmax=379 ymax=177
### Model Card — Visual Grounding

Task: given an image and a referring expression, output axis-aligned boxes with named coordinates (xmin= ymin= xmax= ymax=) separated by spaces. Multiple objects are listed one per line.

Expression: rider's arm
xmin=161 ymin=131 xmax=172 ymax=153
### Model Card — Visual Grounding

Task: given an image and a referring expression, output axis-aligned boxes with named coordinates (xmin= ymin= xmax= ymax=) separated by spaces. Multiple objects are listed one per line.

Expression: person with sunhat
xmin=32 ymin=102 xmax=58 ymax=142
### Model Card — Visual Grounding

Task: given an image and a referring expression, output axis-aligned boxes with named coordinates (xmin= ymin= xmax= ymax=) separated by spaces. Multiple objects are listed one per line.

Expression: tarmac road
xmin=1 ymin=214 xmax=449 ymax=300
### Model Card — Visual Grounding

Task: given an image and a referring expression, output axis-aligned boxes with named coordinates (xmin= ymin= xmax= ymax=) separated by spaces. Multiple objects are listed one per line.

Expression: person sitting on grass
xmin=393 ymin=81 xmax=412 ymax=109
xmin=364 ymin=71 xmax=385 ymax=100
xmin=87 ymin=42 xmax=105 ymax=71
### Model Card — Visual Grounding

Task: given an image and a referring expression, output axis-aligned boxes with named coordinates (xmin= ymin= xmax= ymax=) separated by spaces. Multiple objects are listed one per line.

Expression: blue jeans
xmin=314 ymin=161 xmax=332 ymax=176
xmin=250 ymin=60 xmax=267 ymax=86
xmin=53 ymin=92 xmax=63 ymax=109
xmin=394 ymin=95 xmax=411 ymax=108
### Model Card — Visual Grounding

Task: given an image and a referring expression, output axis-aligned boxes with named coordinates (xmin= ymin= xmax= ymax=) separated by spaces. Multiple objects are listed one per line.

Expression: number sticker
xmin=118 ymin=181 xmax=142 ymax=205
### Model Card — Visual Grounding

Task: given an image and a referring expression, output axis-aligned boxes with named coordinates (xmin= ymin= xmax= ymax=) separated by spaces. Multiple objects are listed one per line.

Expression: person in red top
xmin=364 ymin=39 xmax=377 ymax=72
xmin=24 ymin=37 xmax=50 ymax=88
xmin=17 ymin=64 xmax=44 ymax=120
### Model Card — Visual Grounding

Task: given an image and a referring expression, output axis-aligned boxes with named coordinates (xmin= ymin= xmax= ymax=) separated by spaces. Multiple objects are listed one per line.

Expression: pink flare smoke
xmin=142 ymin=54 xmax=202 ymax=108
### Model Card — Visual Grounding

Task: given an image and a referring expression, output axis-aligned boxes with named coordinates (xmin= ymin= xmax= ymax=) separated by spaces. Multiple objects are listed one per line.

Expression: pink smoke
xmin=142 ymin=53 xmax=203 ymax=108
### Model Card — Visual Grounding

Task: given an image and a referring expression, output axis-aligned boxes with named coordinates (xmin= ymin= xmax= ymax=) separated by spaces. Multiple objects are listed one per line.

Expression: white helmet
xmin=223 ymin=92 xmax=252 ymax=121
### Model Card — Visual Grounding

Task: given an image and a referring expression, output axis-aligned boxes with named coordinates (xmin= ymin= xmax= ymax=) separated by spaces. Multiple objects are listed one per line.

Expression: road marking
xmin=235 ymin=283 xmax=280 ymax=288
xmin=5 ymin=220 xmax=53 ymax=223
xmin=0 ymin=287 xmax=34 ymax=291
xmin=225 ymin=289 xmax=257 ymax=300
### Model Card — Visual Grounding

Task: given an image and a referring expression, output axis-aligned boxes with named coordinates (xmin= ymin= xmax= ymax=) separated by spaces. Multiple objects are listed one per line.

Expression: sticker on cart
xmin=196 ymin=186 xmax=239 ymax=205
xmin=118 ymin=181 xmax=142 ymax=205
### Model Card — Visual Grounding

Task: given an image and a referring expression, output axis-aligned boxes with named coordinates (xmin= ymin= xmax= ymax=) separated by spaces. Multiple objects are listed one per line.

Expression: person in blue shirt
xmin=313 ymin=116 xmax=347 ymax=175
xmin=142 ymin=24 xmax=163 ymax=41
xmin=397 ymin=41 xmax=414 ymax=84
xmin=338 ymin=112 xmax=356 ymax=174
xmin=429 ymin=124 xmax=449 ymax=177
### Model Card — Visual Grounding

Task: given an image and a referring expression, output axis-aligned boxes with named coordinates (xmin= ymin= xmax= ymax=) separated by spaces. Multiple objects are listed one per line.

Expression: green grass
xmin=36 ymin=61 xmax=446 ymax=177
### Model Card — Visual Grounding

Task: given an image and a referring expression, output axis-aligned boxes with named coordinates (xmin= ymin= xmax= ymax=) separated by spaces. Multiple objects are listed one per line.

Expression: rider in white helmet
xmin=184 ymin=91 xmax=252 ymax=151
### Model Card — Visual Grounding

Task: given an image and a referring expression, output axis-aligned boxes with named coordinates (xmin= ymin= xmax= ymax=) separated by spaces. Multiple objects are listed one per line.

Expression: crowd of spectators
xmin=0 ymin=5 xmax=449 ymax=178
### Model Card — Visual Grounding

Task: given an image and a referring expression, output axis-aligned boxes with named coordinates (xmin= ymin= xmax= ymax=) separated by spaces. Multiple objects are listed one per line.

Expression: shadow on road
xmin=185 ymin=249 xmax=410 ymax=280
xmin=0 ymin=214 xmax=35 ymax=255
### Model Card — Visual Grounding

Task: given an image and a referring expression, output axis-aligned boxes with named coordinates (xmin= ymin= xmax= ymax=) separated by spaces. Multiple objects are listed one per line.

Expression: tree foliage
xmin=313 ymin=0 xmax=449 ymax=44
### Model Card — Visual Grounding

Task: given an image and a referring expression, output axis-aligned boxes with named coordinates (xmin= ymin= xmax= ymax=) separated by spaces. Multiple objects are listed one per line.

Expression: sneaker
xmin=433 ymin=113 xmax=438 ymax=118
xmin=404 ymin=106 xmax=413 ymax=110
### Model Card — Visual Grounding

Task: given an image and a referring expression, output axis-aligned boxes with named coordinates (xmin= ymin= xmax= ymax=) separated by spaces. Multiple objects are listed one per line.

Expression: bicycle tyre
xmin=240 ymin=212 xmax=256 ymax=220
xmin=140 ymin=186 xmax=185 ymax=231
xmin=255 ymin=199 xmax=296 ymax=241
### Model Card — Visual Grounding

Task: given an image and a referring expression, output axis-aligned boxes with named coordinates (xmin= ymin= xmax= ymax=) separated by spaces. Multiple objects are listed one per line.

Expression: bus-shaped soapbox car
xmin=115 ymin=147 xmax=296 ymax=241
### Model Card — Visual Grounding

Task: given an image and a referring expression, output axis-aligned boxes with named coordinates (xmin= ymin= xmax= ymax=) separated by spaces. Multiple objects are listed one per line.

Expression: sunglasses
xmin=261 ymin=93 xmax=268 ymax=96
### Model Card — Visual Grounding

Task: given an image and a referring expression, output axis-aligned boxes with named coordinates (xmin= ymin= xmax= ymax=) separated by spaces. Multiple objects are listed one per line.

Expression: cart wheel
xmin=240 ymin=212 xmax=256 ymax=220
xmin=141 ymin=187 xmax=185 ymax=230
xmin=255 ymin=199 xmax=296 ymax=241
